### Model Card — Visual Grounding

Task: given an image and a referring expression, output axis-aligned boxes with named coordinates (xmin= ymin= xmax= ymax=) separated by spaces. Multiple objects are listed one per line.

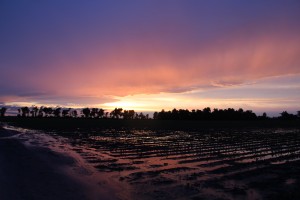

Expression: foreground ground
xmin=1 ymin=117 xmax=300 ymax=130
xmin=1 ymin=122 xmax=300 ymax=199
xmin=0 ymin=128 xmax=119 ymax=200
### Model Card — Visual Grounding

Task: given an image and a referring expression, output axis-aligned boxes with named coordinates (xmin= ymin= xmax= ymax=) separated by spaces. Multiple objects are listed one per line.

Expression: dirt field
xmin=1 ymin=121 xmax=300 ymax=199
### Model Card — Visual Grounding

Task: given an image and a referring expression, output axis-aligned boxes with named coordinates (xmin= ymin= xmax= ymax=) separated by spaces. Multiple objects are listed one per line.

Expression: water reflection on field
xmin=60 ymin=128 xmax=300 ymax=200
xmin=10 ymin=126 xmax=300 ymax=199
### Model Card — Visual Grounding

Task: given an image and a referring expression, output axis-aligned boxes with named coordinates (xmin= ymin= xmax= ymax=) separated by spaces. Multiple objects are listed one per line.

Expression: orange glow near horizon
xmin=2 ymin=74 xmax=300 ymax=116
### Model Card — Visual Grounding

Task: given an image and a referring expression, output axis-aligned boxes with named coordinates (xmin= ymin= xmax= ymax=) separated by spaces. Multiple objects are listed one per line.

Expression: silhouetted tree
xmin=262 ymin=112 xmax=267 ymax=119
xmin=122 ymin=110 xmax=129 ymax=119
xmin=82 ymin=108 xmax=91 ymax=118
xmin=71 ymin=110 xmax=78 ymax=118
xmin=138 ymin=112 xmax=146 ymax=119
xmin=48 ymin=107 xmax=54 ymax=116
xmin=11 ymin=104 xmax=299 ymax=121
xmin=42 ymin=107 xmax=53 ymax=117
xmin=110 ymin=108 xmax=123 ymax=119
xmin=97 ymin=109 xmax=105 ymax=118
xmin=153 ymin=112 xmax=158 ymax=120
xmin=38 ymin=106 xmax=44 ymax=117
xmin=0 ymin=107 xmax=7 ymax=117
xmin=123 ymin=110 xmax=135 ymax=119
xmin=280 ymin=111 xmax=289 ymax=120
xmin=243 ymin=110 xmax=257 ymax=120
xmin=280 ymin=111 xmax=297 ymax=120
xmin=203 ymin=107 xmax=211 ymax=119
xmin=62 ymin=108 xmax=71 ymax=117
xmin=152 ymin=107 xmax=259 ymax=120
xmin=20 ymin=107 xmax=30 ymax=117
xmin=30 ymin=106 xmax=39 ymax=117
xmin=179 ymin=109 xmax=190 ymax=120
xmin=171 ymin=108 xmax=179 ymax=120
xmin=90 ymin=108 xmax=98 ymax=118
xmin=53 ymin=107 xmax=61 ymax=117
xmin=134 ymin=113 xmax=139 ymax=119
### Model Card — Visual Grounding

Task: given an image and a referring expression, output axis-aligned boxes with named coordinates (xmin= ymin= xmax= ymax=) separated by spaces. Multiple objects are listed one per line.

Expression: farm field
xmin=6 ymin=125 xmax=300 ymax=200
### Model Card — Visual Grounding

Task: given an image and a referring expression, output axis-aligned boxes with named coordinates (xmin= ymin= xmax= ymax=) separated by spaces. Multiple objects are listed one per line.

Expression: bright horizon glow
xmin=101 ymin=74 xmax=300 ymax=114
xmin=4 ymin=74 xmax=299 ymax=117
xmin=103 ymin=101 xmax=149 ymax=111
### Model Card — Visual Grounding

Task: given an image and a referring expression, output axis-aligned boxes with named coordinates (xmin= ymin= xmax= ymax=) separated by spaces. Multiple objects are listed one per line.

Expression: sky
xmin=1 ymin=0 xmax=300 ymax=116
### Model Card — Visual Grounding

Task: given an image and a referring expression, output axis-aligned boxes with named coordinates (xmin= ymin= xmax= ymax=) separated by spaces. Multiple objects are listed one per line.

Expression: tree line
xmin=0 ymin=106 xmax=149 ymax=120
xmin=154 ymin=108 xmax=300 ymax=120
xmin=0 ymin=106 xmax=299 ymax=120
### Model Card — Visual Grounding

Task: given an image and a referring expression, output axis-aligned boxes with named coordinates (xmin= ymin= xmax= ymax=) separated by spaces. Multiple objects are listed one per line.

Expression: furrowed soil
xmin=1 ymin=120 xmax=299 ymax=200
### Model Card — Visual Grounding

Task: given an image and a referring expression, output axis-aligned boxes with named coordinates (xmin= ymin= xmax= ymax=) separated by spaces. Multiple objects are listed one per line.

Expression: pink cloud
xmin=56 ymin=26 xmax=300 ymax=97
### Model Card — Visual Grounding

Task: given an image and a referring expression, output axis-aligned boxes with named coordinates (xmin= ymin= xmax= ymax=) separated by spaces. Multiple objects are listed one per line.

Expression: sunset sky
xmin=1 ymin=1 xmax=300 ymax=115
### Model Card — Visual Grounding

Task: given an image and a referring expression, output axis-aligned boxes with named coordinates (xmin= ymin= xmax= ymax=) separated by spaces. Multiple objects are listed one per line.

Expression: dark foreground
xmin=0 ymin=129 xmax=118 ymax=200
xmin=1 ymin=119 xmax=300 ymax=199
xmin=2 ymin=117 xmax=300 ymax=130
